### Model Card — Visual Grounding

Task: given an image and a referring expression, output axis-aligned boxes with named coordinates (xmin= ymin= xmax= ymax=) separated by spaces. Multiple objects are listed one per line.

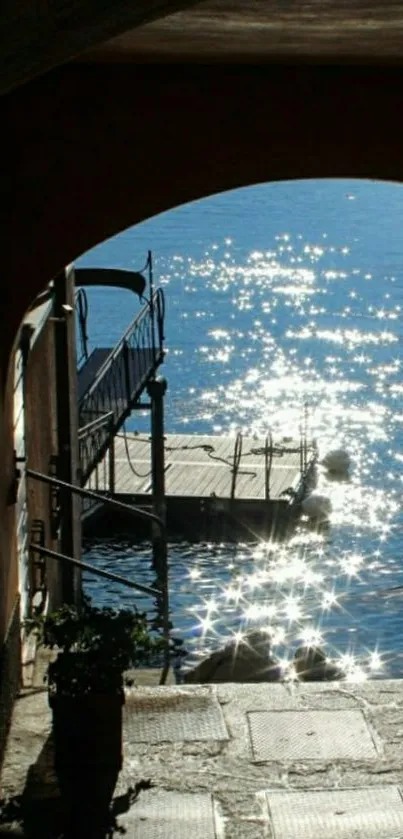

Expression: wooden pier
xmin=83 ymin=432 xmax=317 ymax=541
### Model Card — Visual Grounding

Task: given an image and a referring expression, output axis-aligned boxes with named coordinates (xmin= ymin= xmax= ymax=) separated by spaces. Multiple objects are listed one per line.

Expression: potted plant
xmin=42 ymin=600 xmax=162 ymax=835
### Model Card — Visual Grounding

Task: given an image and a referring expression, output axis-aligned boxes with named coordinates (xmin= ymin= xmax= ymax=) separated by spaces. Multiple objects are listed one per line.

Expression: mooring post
xmin=146 ymin=377 xmax=167 ymax=574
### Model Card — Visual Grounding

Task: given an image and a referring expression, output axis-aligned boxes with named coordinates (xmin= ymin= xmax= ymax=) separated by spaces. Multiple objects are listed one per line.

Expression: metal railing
xmin=30 ymin=544 xmax=160 ymax=599
xmin=228 ymin=412 xmax=316 ymax=507
xmin=79 ymin=288 xmax=164 ymax=427
xmin=26 ymin=468 xmax=170 ymax=684
xmin=78 ymin=411 xmax=115 ymax=490
xmin=78 ymin=288 xmax=165 ymax=482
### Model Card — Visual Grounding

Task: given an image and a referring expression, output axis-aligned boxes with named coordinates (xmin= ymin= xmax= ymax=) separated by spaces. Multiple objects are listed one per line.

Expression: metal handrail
xmin=29 ymin=543 xmax=160 ymax=598
xmin=78 ymin=411 xmax=114 ymax=438
xmin=26 ymin=467 xmax=170 ymax=684
xmin=77 ymin=288 xmax=165 ymax=481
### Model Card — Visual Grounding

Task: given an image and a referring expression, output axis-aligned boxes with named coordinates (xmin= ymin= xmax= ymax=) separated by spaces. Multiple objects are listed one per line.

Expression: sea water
xmin=79 ymin=179 xmax=403 ymax=678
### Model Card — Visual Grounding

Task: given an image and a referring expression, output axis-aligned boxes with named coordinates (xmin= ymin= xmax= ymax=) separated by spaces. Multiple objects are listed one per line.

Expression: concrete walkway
xmin=2 ymin=678 xmax=403 ymax=837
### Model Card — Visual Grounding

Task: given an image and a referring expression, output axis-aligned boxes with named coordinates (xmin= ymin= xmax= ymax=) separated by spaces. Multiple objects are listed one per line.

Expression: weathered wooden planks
xmin=89 ymin=433 xmax=311 ymax=503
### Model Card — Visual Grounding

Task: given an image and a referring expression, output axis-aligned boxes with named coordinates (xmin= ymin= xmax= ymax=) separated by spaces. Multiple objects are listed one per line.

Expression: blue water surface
xmin=78 ymin=179 xmax=403 ymax=678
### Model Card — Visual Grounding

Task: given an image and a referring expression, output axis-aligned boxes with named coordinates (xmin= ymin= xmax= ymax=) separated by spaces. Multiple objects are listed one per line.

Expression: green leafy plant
xmin=42 ymin=601 xmax=164 ymax=699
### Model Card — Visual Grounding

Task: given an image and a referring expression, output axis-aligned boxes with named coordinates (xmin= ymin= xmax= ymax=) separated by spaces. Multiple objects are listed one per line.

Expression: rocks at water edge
xmin=183 ymin=630 xmax=282 ymax=684
xmin=183 ymin=634 xmax=346 ymax=684
xmin=293 ymin=645 xmax=345 ymax=681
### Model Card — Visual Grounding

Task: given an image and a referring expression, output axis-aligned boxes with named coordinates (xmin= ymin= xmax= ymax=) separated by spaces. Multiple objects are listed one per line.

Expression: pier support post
xmin=146 ymin=377 xmax=170 ymax=678
xmin=146 ymin=377 xmax=167 ymax=574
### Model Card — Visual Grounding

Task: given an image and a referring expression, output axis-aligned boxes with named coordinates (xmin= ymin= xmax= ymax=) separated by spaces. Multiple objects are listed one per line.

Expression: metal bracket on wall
xmin=30 ymin=519 xmax=47 ymax=614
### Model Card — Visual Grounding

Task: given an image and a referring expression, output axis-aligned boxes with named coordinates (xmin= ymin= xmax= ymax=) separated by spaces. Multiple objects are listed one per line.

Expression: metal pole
xmin=304 ymin=402 xmax=308 ymax=473
xmin=146 ymin=376 xmax=170 ymax=682
xmin=146 ymin=377 xmax=167 ymax=563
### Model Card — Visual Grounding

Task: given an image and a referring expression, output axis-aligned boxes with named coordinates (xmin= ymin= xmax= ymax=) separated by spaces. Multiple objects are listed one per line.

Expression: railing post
xmin=146 ymin=377 xmax=167 ymax=572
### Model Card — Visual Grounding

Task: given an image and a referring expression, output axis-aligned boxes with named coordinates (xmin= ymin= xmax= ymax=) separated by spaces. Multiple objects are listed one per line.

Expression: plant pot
xmin=51 ymin=692 xmax=124 ymax=772
xmin=51 ymin=693 xmax=124 ymax=836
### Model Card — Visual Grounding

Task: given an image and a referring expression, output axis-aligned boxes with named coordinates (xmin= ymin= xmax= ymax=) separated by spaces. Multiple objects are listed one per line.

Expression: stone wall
xmin=0 ymin=352 xmax=20 ymax=770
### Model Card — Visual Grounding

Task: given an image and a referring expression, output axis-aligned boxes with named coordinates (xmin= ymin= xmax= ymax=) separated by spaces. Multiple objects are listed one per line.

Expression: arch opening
xmin=76 ymin=177 xmax=403 ymax=682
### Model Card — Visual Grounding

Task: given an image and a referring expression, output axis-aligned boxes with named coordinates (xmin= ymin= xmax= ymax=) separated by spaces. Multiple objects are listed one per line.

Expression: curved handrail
xmin=74 ymin=267 xmax=146 ymax=299
xmin=155 ymin=287 xmax=165 ymax=346
xmin=75 ymin=287 xmax=89 ymax=367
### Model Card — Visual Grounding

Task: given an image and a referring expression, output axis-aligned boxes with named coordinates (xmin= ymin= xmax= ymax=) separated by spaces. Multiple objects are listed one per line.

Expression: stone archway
xmin=3 ymin=63 xmax=403 ymax=367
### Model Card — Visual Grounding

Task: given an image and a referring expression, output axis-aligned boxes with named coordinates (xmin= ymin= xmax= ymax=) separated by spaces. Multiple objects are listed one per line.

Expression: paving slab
xmin=3 ymin=680 xmax=403 ymax=838
xmin=124 ymin=686 xmax=229 ymax=743
xmin=248 ymin=709 xmax=378 ymax=762
xmin=117 ymin=789 xmax=219 ymax=838
xmin=264 ymin=785 xmax=403 ymax=839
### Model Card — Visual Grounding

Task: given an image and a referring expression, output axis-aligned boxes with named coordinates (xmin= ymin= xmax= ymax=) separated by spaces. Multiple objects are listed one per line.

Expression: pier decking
xmin=84 ymin=432 xmax=317 ymax=539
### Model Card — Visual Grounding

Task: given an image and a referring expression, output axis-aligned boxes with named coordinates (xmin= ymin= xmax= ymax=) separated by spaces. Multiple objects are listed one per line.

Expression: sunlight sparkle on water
xmin=243 ymin=603 xmax=278 ymax=621
xmin=197 ymin=616 xmax=217 ymax=634
xmin=299 ymin=627 xmax=325 ymax=647
xmin=283 ymin=601 xmax=303 ymax=623
xmin=83 ymin=209 xmax=403 ymax=680
xmin=223 ymin=585 xmax=243 ymax=604
xmin=321 ymin=592 xmax=339 ymax=611
xmin=369 ymin=651 xmax=384 ymax=672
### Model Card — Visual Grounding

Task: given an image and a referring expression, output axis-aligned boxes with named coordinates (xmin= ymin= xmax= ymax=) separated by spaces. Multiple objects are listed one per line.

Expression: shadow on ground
xmin=0 ymin=735 xmax=141 ymax=838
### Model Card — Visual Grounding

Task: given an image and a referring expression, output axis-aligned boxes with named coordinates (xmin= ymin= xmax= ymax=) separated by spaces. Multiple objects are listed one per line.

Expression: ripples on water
xmin=81 ymin=180 xmax=403 ymax=678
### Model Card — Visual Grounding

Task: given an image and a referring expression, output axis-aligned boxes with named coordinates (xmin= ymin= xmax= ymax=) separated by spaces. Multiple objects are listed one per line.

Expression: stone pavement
xmin=3 ymin=678 xmax=403 ymax=837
